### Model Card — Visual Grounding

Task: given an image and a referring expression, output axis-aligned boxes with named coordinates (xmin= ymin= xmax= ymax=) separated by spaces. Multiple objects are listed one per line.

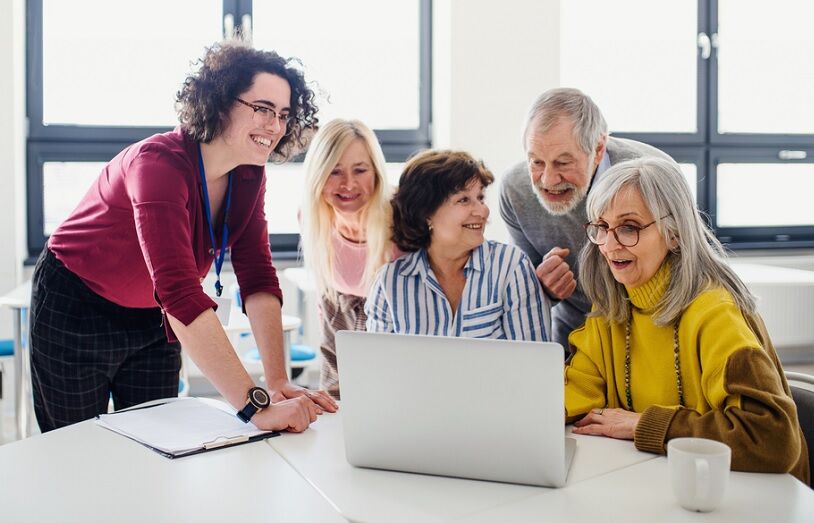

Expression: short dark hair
xmin=175 ymin=40 xmax=318 ymax=161
xmin=392 ymin=150 xmax=494 ymax=252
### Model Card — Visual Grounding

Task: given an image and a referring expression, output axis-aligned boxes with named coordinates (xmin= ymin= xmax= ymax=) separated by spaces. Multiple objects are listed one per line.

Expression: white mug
xmin=667 ymin=437 xmax=731 ymax=512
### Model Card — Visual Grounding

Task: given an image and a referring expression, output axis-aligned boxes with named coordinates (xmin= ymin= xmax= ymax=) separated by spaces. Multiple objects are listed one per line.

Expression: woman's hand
xmin=251 ymin=396 xmax=318 ymax=432
xmin=267 ymin=378 xmax=339 ymax=413
xmin=572 ymin=408 xmax=641 ymax=440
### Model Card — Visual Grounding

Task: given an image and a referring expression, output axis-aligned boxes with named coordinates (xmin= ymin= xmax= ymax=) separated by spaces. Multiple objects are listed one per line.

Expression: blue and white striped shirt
xmin=365 ymin=241 xmax=550 ymax=341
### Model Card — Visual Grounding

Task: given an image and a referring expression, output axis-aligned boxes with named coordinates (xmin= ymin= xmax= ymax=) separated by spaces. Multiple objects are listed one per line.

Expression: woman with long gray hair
xmin=564 ymin=157 xmax=808 ymax=483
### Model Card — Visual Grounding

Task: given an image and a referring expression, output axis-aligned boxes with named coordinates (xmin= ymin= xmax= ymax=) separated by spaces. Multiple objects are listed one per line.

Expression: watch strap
xmin=237 ymin=402 xmax=259 ymax=423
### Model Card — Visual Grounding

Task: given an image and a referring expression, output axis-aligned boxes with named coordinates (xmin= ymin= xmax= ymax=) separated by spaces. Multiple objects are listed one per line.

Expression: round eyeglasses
xmin=234 ymin=98 xmax=296 ymax=136
xmin=584 ymin=215 xmax=671 ymax=247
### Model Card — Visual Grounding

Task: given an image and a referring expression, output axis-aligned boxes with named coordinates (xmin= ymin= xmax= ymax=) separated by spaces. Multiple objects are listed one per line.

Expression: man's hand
xmin=572 ymin=408 xmax=641 ymax=440
xmin=268 ymin=378 xmax=339 ymax=413
xmin=536 ymin=247 xmax=577 ymax=300
xmin=250 ymin=396 xmax=318 ymax=433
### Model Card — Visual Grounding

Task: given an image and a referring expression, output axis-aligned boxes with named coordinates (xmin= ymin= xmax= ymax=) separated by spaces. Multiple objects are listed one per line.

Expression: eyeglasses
xmin=234 ymin=98 xmax=296 ymax=135
xmin=584 ymin=214 xmax=671 ymax=247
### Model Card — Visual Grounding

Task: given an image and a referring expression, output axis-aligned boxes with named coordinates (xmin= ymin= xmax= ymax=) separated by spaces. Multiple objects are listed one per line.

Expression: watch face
xmin=250 ymin=387 xmax=270 ymax=408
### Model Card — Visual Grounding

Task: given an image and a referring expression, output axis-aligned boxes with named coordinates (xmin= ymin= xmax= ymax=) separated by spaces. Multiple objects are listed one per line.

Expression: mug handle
xmin=695 ymin=457 xmax=710 ymax=500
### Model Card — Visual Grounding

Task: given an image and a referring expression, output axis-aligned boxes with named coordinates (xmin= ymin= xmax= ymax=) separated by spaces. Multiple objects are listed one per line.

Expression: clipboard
xmin=95 ymin=397 xmax=280 ymax=459
xmin=150 ymin=431 xmax=279 ymax=459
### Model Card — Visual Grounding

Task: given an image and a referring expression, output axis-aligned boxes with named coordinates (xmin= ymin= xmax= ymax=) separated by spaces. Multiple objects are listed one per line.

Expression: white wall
xmin=433 ymin=0 xmax=561 ymax=243
xmin=0 ymin=0 xmax=26 ymax=339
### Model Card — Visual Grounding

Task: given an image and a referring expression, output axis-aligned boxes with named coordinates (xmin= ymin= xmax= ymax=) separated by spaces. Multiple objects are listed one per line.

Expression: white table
xmin=222 ymin=311 xmax=302 ymax=379
xmin=182 ymin=311 xmax=302 ymax=393
xmin=0 ymin=281 xmax=32 ymax=440
xmin=282 ymin=267 xmax=320 ymax=358
xmin=457 ymin=455 xmax=814 ymax=522
xmin=0 ymin=417 xmax=346 ymax=523
xmin=1 ymin=404 xmax=811 ymax=522
xmin=265 ymin=411 xmax=659 ymax=523
xmin=267 ymin=411 xmax=814 ymax=522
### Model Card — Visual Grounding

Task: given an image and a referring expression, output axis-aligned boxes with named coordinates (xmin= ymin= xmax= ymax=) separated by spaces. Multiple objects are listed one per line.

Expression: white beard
xmin=530 ymin=153 xmax=595 ymax=216
xmin=532 ymin=180 xmax=589 ymax=215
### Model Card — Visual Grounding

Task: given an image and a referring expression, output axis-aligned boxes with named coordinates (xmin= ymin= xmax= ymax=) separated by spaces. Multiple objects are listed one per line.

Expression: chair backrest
xmin=787 ymin=371 xmax=814 ymax=488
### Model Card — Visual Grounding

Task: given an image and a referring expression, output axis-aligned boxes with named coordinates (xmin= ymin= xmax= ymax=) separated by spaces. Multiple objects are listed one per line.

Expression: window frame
xmin=659 ymin=145 xmax=708 ymax=214
xmin=605 ymin=0 xmax=814 ymax=251
xmin=24 ymin=0 xmax=432 ymax=262
xmin=709 ymin=147 xmax=814 ymax=248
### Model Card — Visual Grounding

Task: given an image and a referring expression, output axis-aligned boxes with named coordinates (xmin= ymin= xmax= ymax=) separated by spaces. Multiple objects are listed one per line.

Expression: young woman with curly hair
xmin=30 ymin=41 xmax=336 ymax=434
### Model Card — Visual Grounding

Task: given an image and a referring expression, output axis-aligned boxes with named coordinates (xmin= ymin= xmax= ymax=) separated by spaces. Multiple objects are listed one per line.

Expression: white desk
xmin=457 ymin=456 xmax=814 ymax=522
xmin=220 ymin=311 xmax=302 ymax=379
xmin=173 ymin=311 xmax=303 ymax=393
xmin=282 ymin=267 xmax=320 ymax=357
xmin=267 ymin=411 xmax=813 ymax=522
xmin=265 ymin=411 xmax=658 ymax=523
xmin=1 ymin=404 xmax=811 ymax=522
xmin=0 ymin=417 xmax=346 ymax=523
xmin=0 ymin=281 xmax=32 ymax=440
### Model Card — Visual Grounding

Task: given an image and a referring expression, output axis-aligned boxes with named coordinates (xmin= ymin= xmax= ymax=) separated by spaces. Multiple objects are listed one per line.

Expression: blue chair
xmin=243 ymin=344 xmax=316 ymax=380
xmin=0 ymin=338 xmax=13 ymax=392
xmin=178 ymin=374 xmax=188 ymax=396
xmin=1 ymin=339 xmax=14 ymax=431
xmin=244 ymin=344 xmax=316 ymax=362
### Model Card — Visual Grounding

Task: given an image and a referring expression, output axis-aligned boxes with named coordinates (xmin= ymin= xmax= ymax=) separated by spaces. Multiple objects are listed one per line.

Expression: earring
xmin=428 ymin=223 xmax=433 ymax=231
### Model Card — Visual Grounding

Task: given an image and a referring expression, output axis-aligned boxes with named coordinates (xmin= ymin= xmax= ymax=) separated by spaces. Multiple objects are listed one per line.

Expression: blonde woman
xmin=301 ymin=119 xmax=397 ymax=398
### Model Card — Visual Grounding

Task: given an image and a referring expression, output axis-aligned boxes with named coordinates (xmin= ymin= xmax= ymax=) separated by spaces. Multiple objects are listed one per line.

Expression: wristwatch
xmin=237 ymin=386 xmax=271 ymax=423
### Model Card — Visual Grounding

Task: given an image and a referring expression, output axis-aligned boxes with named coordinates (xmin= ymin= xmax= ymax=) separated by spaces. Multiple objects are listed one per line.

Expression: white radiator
xmin=730 ymin=263 xmax=814 ymax=351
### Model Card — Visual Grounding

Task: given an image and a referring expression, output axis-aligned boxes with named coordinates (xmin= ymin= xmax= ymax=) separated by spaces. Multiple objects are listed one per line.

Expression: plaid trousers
xmin=318 ymin=291 xmax=367 ymax=400
xmin=30 ymin=248 xmax=181 ymax=432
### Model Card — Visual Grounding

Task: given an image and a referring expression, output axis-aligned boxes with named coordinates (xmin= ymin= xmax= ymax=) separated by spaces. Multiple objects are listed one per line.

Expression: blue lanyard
xmin=197 ymin=143 xmax=233 ymax=297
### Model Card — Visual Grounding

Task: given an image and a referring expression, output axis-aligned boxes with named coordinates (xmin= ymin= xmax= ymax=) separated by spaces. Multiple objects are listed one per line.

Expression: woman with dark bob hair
xmin=30 ymin=40 xmax=336 ymax=434
xmin=366 ymin=150 xmax=550 ymax=341
xmin=565 ymin=157 xmax=808 ymax=484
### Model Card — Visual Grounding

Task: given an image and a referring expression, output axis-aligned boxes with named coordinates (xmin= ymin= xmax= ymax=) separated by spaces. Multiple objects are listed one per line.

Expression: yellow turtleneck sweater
xmin=564 ymin=263 xmax=809 ymax=484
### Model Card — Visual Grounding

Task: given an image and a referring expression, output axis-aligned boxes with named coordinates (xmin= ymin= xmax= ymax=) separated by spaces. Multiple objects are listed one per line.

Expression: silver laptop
xmin=336 ymin=331 xmax=576 ymax=488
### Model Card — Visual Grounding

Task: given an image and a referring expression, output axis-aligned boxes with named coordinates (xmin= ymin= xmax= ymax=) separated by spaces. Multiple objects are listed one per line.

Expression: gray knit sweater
xmin=499 ymin=137 xmax=671 ymax=349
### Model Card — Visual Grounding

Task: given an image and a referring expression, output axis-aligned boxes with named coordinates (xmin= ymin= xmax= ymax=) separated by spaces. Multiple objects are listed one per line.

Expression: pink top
xmin=48 ymin=127 xmax=283 ymax=341
xmin=331 ymin=229 xmax=370 ymax=298
xmin=330 ymin=229 xmax=405 ymax=298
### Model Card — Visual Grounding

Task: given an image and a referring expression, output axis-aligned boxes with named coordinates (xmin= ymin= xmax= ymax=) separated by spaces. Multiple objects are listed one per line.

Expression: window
xmin=561 ymin=0 xmax=698 ymax=135
xmin=253 ymin=0 xmax=422 ymax=131
xmin=26 ymin=0 xmax=431 ymax=261
xmin=560 ymin=0 xmax=814 ymax=249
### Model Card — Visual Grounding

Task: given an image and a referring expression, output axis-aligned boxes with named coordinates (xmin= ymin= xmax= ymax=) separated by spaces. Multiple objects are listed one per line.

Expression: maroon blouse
xmin=48 ymin=127 xmax=283 ymax=340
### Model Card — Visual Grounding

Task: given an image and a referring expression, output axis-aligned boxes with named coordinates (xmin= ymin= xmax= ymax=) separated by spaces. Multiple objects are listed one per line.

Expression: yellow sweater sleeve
xmin=564 ymin=318 xmax=608 ymax=422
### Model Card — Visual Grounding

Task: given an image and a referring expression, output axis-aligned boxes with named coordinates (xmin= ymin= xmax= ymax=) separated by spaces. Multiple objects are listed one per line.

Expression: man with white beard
xmin=500 ymin=88 xmax=671 ymax=350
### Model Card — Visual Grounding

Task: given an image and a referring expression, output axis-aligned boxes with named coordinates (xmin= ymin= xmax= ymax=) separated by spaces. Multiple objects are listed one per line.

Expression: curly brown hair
xmin=392 ymin=150 xmax=494 ymax=252
xmin=175 ymin=40 xmax=318 ymax=162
